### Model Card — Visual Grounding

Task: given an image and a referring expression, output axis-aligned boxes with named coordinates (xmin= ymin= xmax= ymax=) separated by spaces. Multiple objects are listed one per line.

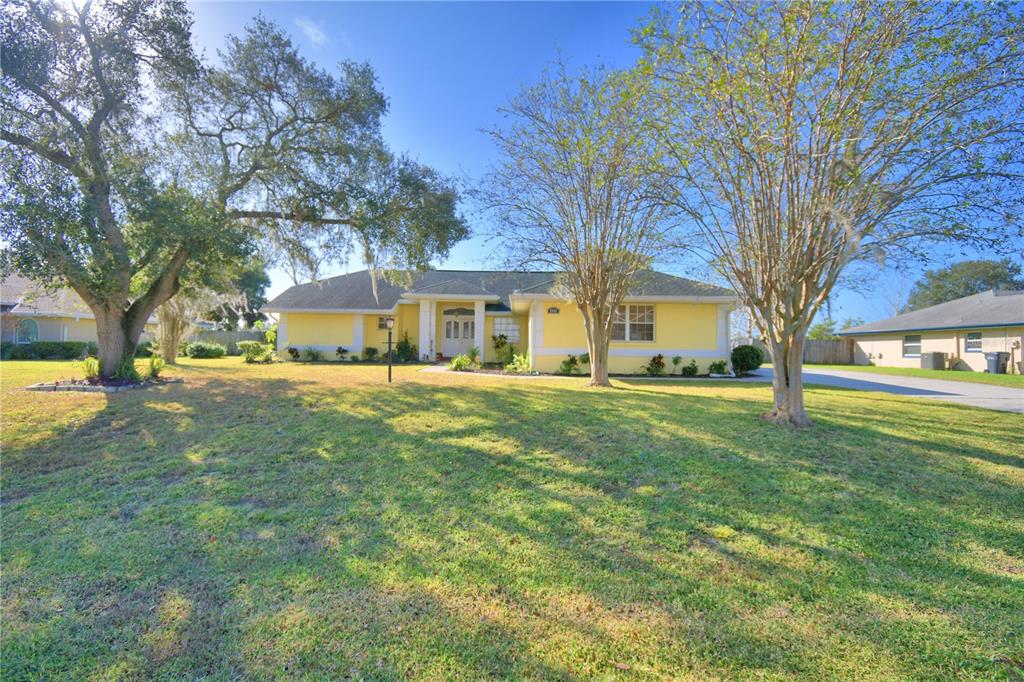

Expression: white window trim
xmin=611 ymin=304 xmax=656 ymax=343
xmin=492 ymin=317 xmax=521 ymax=344
xmin=964 ymin=331 xmax=982 ymax=353
xmin=902 ymin=334 xmax=922 ymax=357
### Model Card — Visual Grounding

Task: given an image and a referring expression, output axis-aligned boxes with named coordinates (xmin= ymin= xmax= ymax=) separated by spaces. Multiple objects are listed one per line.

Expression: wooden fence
xmin=188 ymin=329 xmax=265 ymax=355
xmin=754 ymin=337 xmax=854 ymax=365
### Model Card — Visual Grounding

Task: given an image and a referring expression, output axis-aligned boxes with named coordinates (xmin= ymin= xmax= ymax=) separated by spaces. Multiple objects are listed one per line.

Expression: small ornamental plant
xmin=680 ymin=359 xmax=699 ymax=377
xmin=646 ymin=353 xmax=666 ymax=376
xmin=557 ymin=354 xmax=580 ymax=375
xmin=709 ymin=360 xmax=729 ymax=374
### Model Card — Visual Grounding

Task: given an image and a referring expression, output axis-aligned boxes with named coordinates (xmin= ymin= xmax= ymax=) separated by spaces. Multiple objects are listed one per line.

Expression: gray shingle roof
xmin=840 ymin=290 xmax=1024 ymax=335
xmin=264 ymin=269 xmax=734 ymax=312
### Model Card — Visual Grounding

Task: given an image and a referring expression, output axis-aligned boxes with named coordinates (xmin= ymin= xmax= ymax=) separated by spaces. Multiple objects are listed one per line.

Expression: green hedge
xmin=0 ymin=341 xmax=97 ymax=360
xmin=183 ymin=341 xmax=227 ymax=358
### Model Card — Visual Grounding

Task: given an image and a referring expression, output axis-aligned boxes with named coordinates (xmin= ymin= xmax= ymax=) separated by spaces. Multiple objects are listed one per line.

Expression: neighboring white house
xmin=839 ymin=290 xmax=1024 ymax=373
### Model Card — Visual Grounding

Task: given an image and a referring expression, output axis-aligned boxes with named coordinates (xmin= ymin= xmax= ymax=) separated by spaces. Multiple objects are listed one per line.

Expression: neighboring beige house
xmin=1 ymin=275 xmax=155 ymax=346
xmin=839 ymin=290 xmax=1024 ymax=373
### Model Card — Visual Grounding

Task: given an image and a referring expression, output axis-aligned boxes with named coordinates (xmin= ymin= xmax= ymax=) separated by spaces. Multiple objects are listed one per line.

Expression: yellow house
xmin=1 ymin=275 xmax=156 ymax=346
xmin=839 ymin=289 xmax=1024 ymax=373
xmin=264 ymin=269 xmax=738 ymax=373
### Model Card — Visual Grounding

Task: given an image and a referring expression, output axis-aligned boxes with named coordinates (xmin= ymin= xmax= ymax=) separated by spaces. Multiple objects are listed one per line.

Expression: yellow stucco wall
xmin=533 ymin=301 xmax=726 ymax=374
xmin=284 ymin=312 xmax=356 ymax=349
xmin=541 ymin=302 xmax=719 ymax=350
xmin=852 ymin=327 xmax=1024 ymax=373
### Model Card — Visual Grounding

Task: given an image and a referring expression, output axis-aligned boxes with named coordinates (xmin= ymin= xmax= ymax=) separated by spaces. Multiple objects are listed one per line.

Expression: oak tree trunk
xmin=94 ymin=307 xmax=140 ymax=378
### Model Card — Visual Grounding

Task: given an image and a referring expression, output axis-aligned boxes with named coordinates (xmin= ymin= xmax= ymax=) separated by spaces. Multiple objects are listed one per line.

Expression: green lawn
xmin=805 ymin=363 xmax=1024 ymax=389
xmin=2 ymin=358 xmax=1022 ymax=680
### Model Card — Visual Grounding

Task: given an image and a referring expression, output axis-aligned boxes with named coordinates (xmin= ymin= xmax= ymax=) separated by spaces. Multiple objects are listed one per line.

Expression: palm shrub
xmin=148 ymin=356 xmax=166 ymax=378
xmin=731 ymin=345 xmax=765 ymax=375
xmin=449 ymin=353 xmax=474 ymax=371
xmin=672 ymin=356 xmax=683 ymax=374
xmin=467 ymin=346 xmax=480 ymax=364
xmin=505 ymin=353 xmax=532 ymax=374
xmin=82 ymin=357 xmax=101 ymax=382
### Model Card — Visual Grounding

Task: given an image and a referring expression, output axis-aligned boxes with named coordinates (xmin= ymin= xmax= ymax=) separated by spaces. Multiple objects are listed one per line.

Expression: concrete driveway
xmin=748 ymin=367 xmax=1024 ymax=414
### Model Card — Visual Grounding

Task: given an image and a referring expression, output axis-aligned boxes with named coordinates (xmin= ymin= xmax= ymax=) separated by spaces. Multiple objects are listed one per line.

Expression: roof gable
xmin=840 ymin=289 xmax=1024 ymax=335
xmin=264 ymin=269 xmax=735 ymax=312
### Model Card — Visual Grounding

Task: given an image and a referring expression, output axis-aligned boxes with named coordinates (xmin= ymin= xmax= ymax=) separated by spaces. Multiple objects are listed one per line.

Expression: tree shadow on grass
xmin=2 ymin=372 xmax=1022 ymax=678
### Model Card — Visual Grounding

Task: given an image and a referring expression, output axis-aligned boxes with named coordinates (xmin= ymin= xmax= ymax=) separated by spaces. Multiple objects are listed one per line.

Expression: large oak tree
xmin=639 ymin=1 xmax=1023 ymax=425
xmin=1 ymin=0 xmax=466 ymax=377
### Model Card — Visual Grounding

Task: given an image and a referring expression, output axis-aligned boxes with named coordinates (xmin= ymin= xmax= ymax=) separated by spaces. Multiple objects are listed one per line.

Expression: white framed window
xmin=902 ymin=334 xmax=922 ymax=357
xmin=377 ymin=316 xmax=389 ymax=329
xmin=15 ymin=319 xmax=38 ymax=344
xmin=462 ymin=320 xmax=474 ymax=339
xmin=492 ymin=317 xmax=520 ymax=343
xmin=965 ymin=332 xmax=982 ymax=352
xmin=610 ymin=304 xmax=655 ymax=342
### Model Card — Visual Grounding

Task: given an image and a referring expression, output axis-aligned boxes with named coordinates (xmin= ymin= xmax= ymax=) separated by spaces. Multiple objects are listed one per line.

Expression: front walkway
xmin=749 ymin=367 xmax=1024 ymax=414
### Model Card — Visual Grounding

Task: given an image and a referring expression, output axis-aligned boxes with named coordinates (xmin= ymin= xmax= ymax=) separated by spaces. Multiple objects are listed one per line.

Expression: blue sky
xmin=187 ymin=1 xmax=991 ymax=325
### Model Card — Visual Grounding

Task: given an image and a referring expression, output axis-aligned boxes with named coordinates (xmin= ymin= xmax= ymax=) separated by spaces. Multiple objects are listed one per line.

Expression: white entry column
xmin=474 ymin=300 xmax=485 ymax=358
xmin=419 ymin=299 xmax=432 ymax=361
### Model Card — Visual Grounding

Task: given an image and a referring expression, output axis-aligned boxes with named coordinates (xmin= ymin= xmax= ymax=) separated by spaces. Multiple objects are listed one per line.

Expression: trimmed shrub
xmin=731 ymin=344 xmax=765 ymax=375
xmin=1 ymin=340 xmax=97 ymax=360
xmin=680 ymin=359 xmax=699 ymax=377
xmin=238 ymin=340 xmax=274 ymax=364
xmin=363 ymin=347 xmax=379 ymax=361
xmin=394 ymin=333 xmax=417 ymax=363
xmin=709 ymin=360 xmax=729 ymax=374
xmin=300 ymin=347 xmax=324 ymax=362
xmin=183 ymin=341 xmax=227 ymax=359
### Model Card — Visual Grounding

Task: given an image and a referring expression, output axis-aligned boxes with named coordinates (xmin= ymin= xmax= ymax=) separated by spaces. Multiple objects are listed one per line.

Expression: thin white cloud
xmin=295 ymin=17 xmax=326 ymax=47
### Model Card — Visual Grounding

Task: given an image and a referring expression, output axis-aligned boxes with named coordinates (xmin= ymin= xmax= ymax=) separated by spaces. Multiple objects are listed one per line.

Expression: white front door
xmin=441 ymin=312 xmax=474 ymax=357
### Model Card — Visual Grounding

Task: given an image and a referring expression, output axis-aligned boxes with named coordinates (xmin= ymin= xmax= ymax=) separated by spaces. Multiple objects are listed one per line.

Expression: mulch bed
xmin=25 ymin=378 xmax=184 ymax=393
